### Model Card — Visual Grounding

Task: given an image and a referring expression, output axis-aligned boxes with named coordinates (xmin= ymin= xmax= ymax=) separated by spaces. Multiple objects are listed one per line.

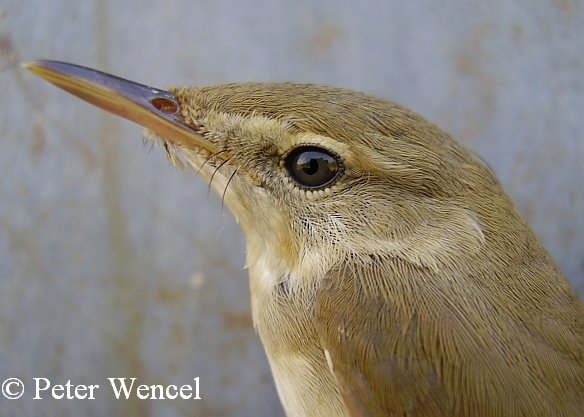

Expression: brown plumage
xmin=26 ymin=62 xmax=584 ymax=416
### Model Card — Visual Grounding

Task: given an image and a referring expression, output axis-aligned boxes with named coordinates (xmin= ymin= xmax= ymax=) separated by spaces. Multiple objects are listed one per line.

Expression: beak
xmin=23 ymin=60 xmax=219 ymax=154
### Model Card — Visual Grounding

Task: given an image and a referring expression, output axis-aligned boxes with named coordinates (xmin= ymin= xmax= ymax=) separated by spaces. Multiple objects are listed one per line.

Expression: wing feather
xmin=314 ymin=256 xmax=584 ymax=417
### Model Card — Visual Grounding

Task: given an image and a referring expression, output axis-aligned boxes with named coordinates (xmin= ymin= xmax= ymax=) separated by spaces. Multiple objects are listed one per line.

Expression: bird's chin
xmin=142 ymin=127 xmax=209 ymax=170
xmin=143 ymin=128 xmax=239 ymax=206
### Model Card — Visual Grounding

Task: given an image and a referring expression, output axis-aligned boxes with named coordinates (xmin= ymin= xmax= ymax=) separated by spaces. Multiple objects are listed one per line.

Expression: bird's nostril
xmin=151 ymin=97 xmax=179 ymax=114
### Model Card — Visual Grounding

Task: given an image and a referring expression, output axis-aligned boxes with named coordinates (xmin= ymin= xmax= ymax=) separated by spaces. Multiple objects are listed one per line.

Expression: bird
xmin=25 ymin=60 xmax=584 ymax=416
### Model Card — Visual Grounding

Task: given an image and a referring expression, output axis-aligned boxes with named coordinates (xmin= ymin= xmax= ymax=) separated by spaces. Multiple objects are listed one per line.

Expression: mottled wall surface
xmin=0 ymin=1 xmax=582 ymax=416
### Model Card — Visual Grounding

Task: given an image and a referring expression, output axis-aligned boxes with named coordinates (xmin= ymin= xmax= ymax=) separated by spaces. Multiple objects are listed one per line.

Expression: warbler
xmin=25 ymin=60 xmax=584 ymax=417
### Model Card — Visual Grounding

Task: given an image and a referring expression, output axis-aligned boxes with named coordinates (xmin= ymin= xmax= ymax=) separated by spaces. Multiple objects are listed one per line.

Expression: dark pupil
xmin=287 ymin=147 xmax=339 ymax=188
xmin=300 ymin=157 xmax=320 ymax=176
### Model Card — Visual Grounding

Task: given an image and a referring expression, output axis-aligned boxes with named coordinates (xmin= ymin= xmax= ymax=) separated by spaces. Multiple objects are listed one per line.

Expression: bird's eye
xmin=285 ymin=146 xmax=341 ymax=189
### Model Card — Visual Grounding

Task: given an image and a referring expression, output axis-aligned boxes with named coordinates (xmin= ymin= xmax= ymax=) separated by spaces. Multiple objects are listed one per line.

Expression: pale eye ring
xmin=285 ymin=146 xmax=341 ymax=189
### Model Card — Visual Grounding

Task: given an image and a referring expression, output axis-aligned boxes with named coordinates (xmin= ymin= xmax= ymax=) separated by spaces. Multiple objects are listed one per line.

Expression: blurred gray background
xmin=1 ymin=0 xmax=582 ymax=416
